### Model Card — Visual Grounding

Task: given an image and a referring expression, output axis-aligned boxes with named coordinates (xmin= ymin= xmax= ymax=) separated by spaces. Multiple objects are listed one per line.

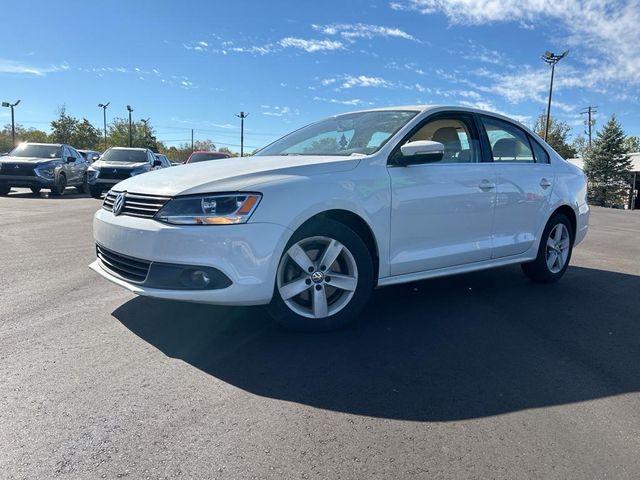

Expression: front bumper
xmin=88 ymin=178 xmax=122 ymax=188
xmin=0 ymin=174 xmax=56 ymax=188
xmin=91 ymin=208 xmax=293 ymax=305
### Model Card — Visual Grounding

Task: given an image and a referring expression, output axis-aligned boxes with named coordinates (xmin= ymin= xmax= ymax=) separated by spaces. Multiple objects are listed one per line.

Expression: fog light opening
xmin=189 ymin=270 xmax=211 ymax=288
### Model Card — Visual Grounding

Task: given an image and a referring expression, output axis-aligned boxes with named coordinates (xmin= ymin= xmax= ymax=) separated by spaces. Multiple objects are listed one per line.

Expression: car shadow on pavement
xmin=112 ymin=265 xmax=640 ymax=422
xmin=3 ymin=190 xmax=91 ymax=200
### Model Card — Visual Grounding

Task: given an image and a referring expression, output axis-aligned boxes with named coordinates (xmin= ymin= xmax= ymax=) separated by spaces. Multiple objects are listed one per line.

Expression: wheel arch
xmin=294 ymin=209 xmax=380 ymax=283
xmin=549 ymin=204 xmax=577 ymax=238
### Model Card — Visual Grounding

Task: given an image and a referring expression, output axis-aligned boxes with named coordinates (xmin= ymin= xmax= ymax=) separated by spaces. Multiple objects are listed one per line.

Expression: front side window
xmin=481 ymin=116 xmax=534 ymax=163
xmin=403 ymin=116 xmax=479 ymax=163
xmin=256 ymin=110 xmax=418 ymax=157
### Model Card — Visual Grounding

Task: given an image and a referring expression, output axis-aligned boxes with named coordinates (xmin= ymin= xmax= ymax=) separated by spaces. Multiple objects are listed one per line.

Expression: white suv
xmin=90 ymin=106 xmax=589 ymax=331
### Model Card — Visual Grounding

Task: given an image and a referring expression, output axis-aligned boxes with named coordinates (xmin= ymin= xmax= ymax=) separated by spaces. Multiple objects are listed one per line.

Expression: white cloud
xmin=340 ymin=75 xmax=393 ymax=89
xmin=278 ymin=37 xmax=344 ymax=52
xmin=389 ymin=0 xmax=640 ymax=90
xmin=261 ymin=105 xmax=299 ymax=117
xmin=0 ymin=59 xmax=69 ymax=76
xmin=313 ymin=96 xmax=369 ymax=106
xmin=312 ymin=23 xmax=418 ymax=42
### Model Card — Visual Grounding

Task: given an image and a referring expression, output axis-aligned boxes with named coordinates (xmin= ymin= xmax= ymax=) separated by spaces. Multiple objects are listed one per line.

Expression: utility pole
xmin=98 ymin=102 xmax=110 ymax=150
xmin=542 ymin=50 xmax=568 ymax=142
xmin=235 ymin=111 xmax=249 ymax=157
xmin=141 ymin=118 xmax=150 ymax=146
xmin=579 ymin=106 xmax=598 ymax=149
xmin=191 ymin=129 xmax=194 ymax=152
xmin=126 ymin=105 xmax=134 ymax=147
xmin=2 ymin=100 xmax=21 ymax=147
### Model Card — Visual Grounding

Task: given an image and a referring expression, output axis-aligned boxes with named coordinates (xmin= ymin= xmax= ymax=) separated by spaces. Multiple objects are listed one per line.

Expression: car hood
xmin=0 ymin=155 xmax=61 ymax=165
xmin=92 ymin=160 xmax=147 ymax=169
xmin=113 ymin=155 xmax=361 ymax=196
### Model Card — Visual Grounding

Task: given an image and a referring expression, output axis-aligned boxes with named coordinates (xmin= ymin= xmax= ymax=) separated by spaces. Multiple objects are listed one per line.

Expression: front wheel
xmin=267 ymin=219 xmax=374 ymax=332
xmin=76 ymin=174 xmax=88 ymax=193
xmin=521 ymin=213 xmax=574 ymax=283
xmin=49 ymin=174 xmax=66 ymax=197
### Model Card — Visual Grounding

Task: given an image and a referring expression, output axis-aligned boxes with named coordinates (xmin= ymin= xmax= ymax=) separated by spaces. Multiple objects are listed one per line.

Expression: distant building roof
xmin=567 ymin=152 xmax=640 ymax=173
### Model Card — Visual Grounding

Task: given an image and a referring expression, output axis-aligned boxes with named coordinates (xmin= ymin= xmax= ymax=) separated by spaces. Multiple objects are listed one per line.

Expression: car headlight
xmin=87 ymin=167 xmax=99 ymax=180
xmin=155 ymin=193 xmax=262 ymax=225
xmin=35 ymin=162 xmax=58 ymax=178
xmin=130 ymin=165 xmax=150 ymax=176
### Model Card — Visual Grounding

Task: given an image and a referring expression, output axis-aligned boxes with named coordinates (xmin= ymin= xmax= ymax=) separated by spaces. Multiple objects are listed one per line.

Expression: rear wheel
xmin=30 ymin=186 xmax=41 ymax=195
xmin=89 ymin=186 xmax=103 ymax=199
xmin=49 ymin=174 xmax=66 ymax=197
xmin=521 ymin=213 xmax=574 ymax=283
xmin=0 ymin=185 xmax=10 ymax=196
xmin=267 ymin=219 xmax=374 ymax=332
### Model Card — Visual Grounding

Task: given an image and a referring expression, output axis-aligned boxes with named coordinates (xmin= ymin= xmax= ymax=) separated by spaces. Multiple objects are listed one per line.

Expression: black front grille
xmin=103 ymin=190 xmax=170 ymax=218
xmin=0 ymin=163 xmax=36 ymax=176
xmin=99 ymin=168 xmax=133 ymax=180
xmin=96 ymin=244 xmax=151 ymax=283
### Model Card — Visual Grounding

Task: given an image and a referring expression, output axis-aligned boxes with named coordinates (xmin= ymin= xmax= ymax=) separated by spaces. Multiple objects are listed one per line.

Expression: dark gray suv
xmin=87 ymin=147 xmax=168 ymax=199
xmin=0 ymin=143 xmax=89 ymax=196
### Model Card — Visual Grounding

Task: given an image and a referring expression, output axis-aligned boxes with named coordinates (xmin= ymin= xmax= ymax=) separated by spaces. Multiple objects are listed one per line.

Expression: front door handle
xmin=478 ymin=179 xmax=495 ymax=191
xmin=540 ymin=178 xmax=552 ymax=189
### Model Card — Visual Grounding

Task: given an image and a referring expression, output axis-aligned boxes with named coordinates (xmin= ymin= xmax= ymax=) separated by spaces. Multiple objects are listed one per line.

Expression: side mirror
xmin=153 ymin=159 xmax=162 ymax=167
xmin=398 ymin=140 xmax=444 ymax=165
xmin=66 ymin=156 xmax=75 ymax=163
xmin=91 ymin=154 xmax=99 ymax=161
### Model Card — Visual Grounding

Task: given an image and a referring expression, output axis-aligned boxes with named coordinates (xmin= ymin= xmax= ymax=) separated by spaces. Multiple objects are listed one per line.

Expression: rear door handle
xmin=540 ymin=178 xmax=552 ymax=188
xmin=478 ymin=179 xmax=495 ymax=191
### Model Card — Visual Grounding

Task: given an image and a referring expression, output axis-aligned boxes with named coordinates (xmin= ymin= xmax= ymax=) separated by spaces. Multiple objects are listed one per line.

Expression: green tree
xmin=50 ymin=110 xmax=101 ymax=149
xmin=623 ymin=135 xmax=640 ymax=153
xmin=0 ymin=124 xmax=50 ymax=152
xmin=158 ymin=140 xmax=218 ymax=162
xmin=534 ymin=114 xmax=576 ymax=159
xmin=584 ymin=115 xmax=632 ymax=206
xmin=107 ymin=118 xmax=162 ymax=151
xmin=571 ymin=135 xmax=589 ymax=158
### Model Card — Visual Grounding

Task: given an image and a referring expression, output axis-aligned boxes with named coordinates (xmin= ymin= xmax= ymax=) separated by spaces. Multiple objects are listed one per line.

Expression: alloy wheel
xmin=277 ymin=236 xmax=358 ymax=319
xmin=546 ymin=223 xmax=570 ymax=273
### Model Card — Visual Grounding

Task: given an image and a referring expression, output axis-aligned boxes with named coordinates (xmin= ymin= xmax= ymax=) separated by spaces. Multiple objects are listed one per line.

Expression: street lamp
xmin=2 ymin=99 xmax=21 ymax=147
xmin=98 ymin=102 xmax=110 ymax=150
xmin=541 ymin=50 xmax=568 ymax=142
xmin=235 ymin=111 xmax=249 ymax=157
xmin=126 ymin=105 xmax=134 ymax=147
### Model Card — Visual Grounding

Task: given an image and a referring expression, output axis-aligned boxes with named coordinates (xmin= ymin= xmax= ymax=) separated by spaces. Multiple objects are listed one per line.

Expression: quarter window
xmin=530 ymin=136 xmax=550 ymax=164
xmin=404 ymin=117 xmax=478 ymax=163
xmin=481 ymin=116 xmax=534 ymax=163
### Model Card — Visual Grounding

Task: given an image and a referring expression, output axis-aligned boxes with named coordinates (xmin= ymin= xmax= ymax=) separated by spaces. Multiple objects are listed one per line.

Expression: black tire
xmin=267 ymin=219 xmax=374 ymax=332
xmin=0 ymin=185 xmax=10 ymax=196
xmin=50 ymin=174 xmax=66 ymax=197
xmin=76 ymin=174 xmax=88 ymax=193
xmin=30 ymin=186 xmax=42 ymax=195
xmin=521 ymin=213 xmax=574 ymax=283
xmin=89 ymin=186 xmax=103 ymax=199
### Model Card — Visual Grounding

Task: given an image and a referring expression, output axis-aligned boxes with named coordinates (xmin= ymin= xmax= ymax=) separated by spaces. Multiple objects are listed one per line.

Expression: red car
xmin=184 ymin=151 xmax=231 ymax=164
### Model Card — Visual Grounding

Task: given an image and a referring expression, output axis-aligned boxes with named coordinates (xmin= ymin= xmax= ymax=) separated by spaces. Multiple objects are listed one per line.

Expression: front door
xmin=388 ymin=113 xmax=496 ymax=275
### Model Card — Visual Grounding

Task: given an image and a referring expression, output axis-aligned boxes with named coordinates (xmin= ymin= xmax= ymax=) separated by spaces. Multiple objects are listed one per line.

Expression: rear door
xmin=387 ymin=112 xmax=496 ymax=275
xmin=478 ymin=115 xmax=554 ymax=258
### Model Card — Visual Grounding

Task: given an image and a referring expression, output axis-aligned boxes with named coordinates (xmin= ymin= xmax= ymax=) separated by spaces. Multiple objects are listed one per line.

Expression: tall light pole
xmin=98 ymin=102 xmax=110 ymax=150
xmin=126 ymin=105 xmax=134 ymax=147
xmin=2 ymin=99 xmax=21 ymax=147
xmin=141 ymin=117 xmax=150 ymax=145
xmin=235 ymin=111 xmax=249 ymax=157
xmin=542 ymin=50 xmax=568 ymax=142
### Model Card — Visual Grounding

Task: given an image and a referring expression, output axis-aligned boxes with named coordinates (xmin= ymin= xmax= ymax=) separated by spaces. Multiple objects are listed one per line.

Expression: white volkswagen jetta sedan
xmin=90 ymin=106 xmax=589 ymax=331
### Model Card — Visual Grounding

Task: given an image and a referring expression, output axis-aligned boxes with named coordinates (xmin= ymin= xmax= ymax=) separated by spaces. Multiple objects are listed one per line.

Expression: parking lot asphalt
xmin=1 ymin=188 xmax=639 ymax=479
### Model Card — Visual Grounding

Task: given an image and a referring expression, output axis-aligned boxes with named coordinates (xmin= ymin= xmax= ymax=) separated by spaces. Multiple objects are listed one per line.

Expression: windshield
xmin=10 ymin=144 xmax=62 ymax=159
xmin=256 ymin=110 xmax=418 ymax=157
xmin=101 ymin=149 xmax=148 ymax=163
xmin=188 ymin=152 xmax=229 ymax=163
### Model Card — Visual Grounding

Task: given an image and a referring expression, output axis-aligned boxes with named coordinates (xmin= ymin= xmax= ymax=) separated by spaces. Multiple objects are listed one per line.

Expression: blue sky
xmin=1 ymin=0 xmax=639 ymax=151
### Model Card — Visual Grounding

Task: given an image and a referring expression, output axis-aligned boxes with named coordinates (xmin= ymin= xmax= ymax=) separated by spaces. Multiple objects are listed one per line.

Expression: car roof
xmin=108 ymin=147 xmax=148 ymax=151
xmin=190 ymin=151 xmax=229 ymax=155
xmin=20 ymin=142 xmax=64 ymax=147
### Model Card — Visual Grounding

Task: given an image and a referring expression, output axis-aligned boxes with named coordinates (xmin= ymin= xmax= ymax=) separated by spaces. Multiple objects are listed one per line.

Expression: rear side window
xmin=530 ymin=137 xmax=550 ymax=164
xmin=481 ymin=116 xmax=534 ymax=163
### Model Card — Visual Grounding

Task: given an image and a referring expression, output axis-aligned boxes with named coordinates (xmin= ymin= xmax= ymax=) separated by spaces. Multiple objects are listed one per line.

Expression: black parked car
xmin=87 ymin=147 xmax=169 ymax=199
xmin=0 ymin=143 xmax=89 ymax=196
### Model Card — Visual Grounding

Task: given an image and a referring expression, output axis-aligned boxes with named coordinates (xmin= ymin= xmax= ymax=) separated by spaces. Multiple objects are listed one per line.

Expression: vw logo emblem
xmin=112 ymin=192 xmax=126 ymax=216
xmin=311 ymin=271 xmax=324 ymax=283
